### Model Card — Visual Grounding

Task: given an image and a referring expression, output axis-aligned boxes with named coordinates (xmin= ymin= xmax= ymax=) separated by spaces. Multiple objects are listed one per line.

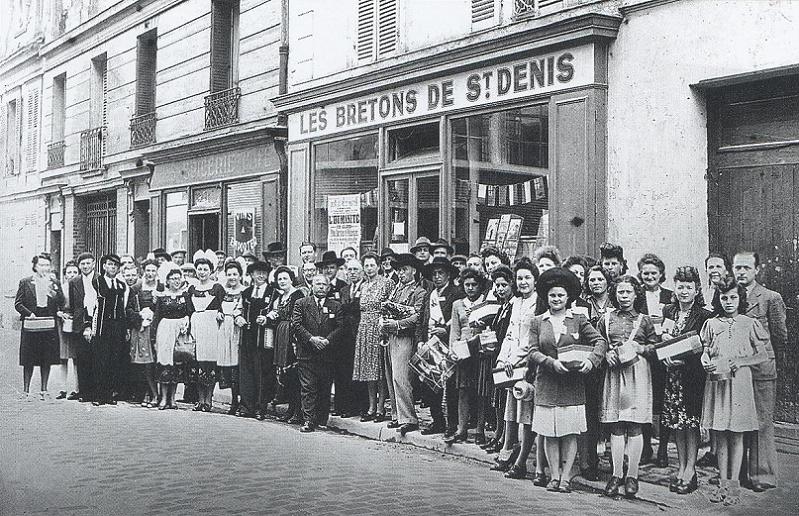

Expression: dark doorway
xmin=189 ymin=213 xmax=219 ymax=252
xmin=133 ymin=200 xmax=150 ymax=260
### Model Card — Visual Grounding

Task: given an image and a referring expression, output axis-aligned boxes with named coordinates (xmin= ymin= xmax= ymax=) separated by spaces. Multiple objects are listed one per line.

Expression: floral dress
xmin=352 ymin=275 xmax=393 ymax=381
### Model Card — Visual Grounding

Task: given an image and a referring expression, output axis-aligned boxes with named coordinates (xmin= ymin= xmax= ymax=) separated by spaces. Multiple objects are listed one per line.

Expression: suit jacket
xmin=239 ymin=282 xmax=276 ymax=350
xmin=291 ymin=295 xmax=345 ymax=362
xmin=93 ymin=275 xmax=129 ymax=337
xmin=415 ymin=281 xmax=464 ymax=344
xmin=743 ymin=282 xmax=784 ymax=380
xmin=14 ymin=275 xmax=64 ymax=319
xmin=528 ymin=310 xmax=608 ymax=406
xmin=68 ymin=273 xmax=97 ymax=333
xmin=326 ymin=277 xmax=348 ymax=301
xmin=640 ymin=287 xmax=673 ymax=316
xmin=339 ymin=280 xmax=363 ymax=342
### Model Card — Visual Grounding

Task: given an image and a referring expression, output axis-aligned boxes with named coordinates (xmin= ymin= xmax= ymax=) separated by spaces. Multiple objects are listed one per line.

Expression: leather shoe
xmin=604 ymin=476 xmax=623 ymax=497
xmin=360 ymin=413 xmax=375 ymax=422
xmin=399 ymin=423 xmax=419 ymax=436
xmin=474 ymin=434 xmax=486 ymax=446
xmin=676 ymin=474 xmax=698 ymax=495
xmin=751 ymin=482 xmax=772 ymax=493
xmin=373 ymin=413 xmax=386 ymax=423
xmin=624 ymin=477 xmax=639 ymax=499
xmin=420 ymin=425 xmax=446 ymax=435
xmin=67 ymin=392 xmax=80 ymax=400
xmin=532 ymin=472 xmax=549 ymax=487
xmin=490 ymin=460 xmax=512 ymax=472
xmin=504 ymin=464 xmax=527 ymax=480
xmin=56 ymin=391 xmax=67 ymax=400
xmin=443 ymin=431 xmax=468 ymax=444
xmin=300 ymin=422 xmax=315 ymax=433
xmin=669 ymin=476 xmax=681 ymax=492
xmin=386 ymin=420 xmax=400 ymax=429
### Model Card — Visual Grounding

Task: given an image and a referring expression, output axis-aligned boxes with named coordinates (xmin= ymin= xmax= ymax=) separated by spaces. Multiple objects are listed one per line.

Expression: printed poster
xmin=230 ymin=209 xmax=257 ymax=254
xmin=327 ymin=194 xmax=361 ymax=255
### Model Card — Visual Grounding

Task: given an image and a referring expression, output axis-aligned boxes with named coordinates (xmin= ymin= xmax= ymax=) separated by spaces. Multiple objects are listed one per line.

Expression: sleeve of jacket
xmin=396 ymin=285 xmax=425 ymax=331
xmin=14 ymin=279 xmax=33 ymax=318
xmin=416 ymin=291 xmax=431 ymax=344
xmin=581 ymin=315 xmax=608 ymax=367
xmin=449 ymin=301 xmax=462 ymax=348
xmin=292 ymin=298 xmax=313 ymax=345
xmin=325 ymin=302 xmax=346 ymax=346
xmin=528 ymin=316 xmax=550 ymax=368
xmin=767 ymin=292 xmax=788 ymax=348
xmin=126 ymin=287 xmax=143 ymax=329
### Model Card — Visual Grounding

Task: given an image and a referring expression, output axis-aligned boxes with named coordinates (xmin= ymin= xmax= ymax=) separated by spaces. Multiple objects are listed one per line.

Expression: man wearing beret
xmin=91 ymin=254 xmax=129 ymax=406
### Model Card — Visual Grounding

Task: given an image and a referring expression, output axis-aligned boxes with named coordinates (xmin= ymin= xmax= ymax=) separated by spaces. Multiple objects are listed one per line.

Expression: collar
xmin=541 ymin=309 xmax=573 ymax=320
xmin=746 ymin=281 xmax=759 ymax=296
xmin=436 ymin=282 xmax=450 ymax=294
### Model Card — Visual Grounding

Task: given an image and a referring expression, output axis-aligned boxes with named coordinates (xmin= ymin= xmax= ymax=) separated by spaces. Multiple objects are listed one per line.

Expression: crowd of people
xmin=14 ymin=236 xmax=786 ymax=506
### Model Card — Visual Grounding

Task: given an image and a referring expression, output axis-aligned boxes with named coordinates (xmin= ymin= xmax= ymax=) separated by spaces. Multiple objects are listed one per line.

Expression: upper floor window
xmin=51 ymin=74 xmax=66 ymax=142
xmin=2 ymin=99 xmax=22 ymax=176
xmin=135 ymin=29 xmax=158 ymax=116
xmin=25 ymin=85 xmax=40 ymax=172
xmin=90 ymin=53 xmax=107 ymax=129
xmin=357 ymin=0 xmax=398 ymax=63
xmin=210 ymin=0 xmax=240 ymax=93
xmin=472 ymin=0 xmax=499 ymax=30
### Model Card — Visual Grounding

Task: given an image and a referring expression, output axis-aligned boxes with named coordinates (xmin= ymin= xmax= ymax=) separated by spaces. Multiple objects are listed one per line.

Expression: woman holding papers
xmin=528 ymin=268 xmax=607 ymax=493
xmin=660 ymin=266 xmax=712 ymax=494
xmin=446 ymin=268 xmax=496 ymax=445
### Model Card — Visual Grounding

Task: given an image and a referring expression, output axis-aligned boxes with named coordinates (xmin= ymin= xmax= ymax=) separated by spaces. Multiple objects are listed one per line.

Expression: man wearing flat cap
xmin=410 ymin=237 xmax=433 ymax=264
xmin=170 ymin=249 xmax=187 ymax=266
xmin=91 ymin=254 xmax=130 ymax=405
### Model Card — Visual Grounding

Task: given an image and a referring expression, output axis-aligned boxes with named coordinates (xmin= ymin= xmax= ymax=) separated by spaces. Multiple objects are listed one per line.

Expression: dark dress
xmin=660 ymin=303 xmax=712 ymax=430
xmin=272 ymin=289 xmax=306 ymax=368
xmin=152 ymin=290 xmax=191 ymax=384
xmin=126 ymin=283 xmax=162 ymax=364
xmin=15 ymin=275 xmax=64 ymax=367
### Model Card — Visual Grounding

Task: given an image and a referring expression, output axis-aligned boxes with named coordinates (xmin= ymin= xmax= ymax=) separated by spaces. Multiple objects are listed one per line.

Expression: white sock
xmin=627 ymin=434 xmax=644 ymax=478
xmin=610 ymin=434 xmax=626 ymax=477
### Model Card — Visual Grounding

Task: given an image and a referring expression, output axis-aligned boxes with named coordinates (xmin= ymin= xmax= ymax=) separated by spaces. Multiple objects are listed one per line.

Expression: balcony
xmin=514 ymin=0 xmax=562 ymax=17
xmin=130 ymin=112 xmax=157 ymax=148
xmin=80 ymin=126 xmax=105 ymax=172
xmin=204 ymin=87 xmax=240 ymax=130
xmin=47 ymin=141 xmax=65 ymax=168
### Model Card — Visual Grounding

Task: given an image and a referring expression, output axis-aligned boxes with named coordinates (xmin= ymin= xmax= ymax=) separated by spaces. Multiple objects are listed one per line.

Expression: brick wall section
xmin=115 ymin=185 xmax=128 ymax=254
xmin=71 ymin=195 xmax=87 ymax=258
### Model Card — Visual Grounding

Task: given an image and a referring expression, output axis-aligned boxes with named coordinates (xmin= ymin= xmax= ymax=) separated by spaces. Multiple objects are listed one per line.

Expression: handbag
xmin=23 ymin=316 xmax=56 ymax=332
xmin=173 ymin=332 xmax=196 ymax=363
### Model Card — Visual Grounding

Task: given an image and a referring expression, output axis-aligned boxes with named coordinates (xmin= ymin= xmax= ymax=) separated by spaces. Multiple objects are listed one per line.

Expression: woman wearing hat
xmin=352 ymin=252 xmax=394 ymax=421
xmin=15 ymin=253 xmax=64 ymax=401
xmin=528 ymin=268 xmax=608 ymax=493
xmin=381 ymin=253 xmax=427 ymax=435
xmin=379 ymin=248 xmax=398 ymax=284
xmin=598 ymin=275 xmax=660 ymax=499
xmin=187 ymin=257 xmax=226 ymax=412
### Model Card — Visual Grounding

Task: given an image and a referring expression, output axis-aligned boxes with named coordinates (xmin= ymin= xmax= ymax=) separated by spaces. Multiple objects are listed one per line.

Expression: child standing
xmin=700 ymin=276 xmax=768 ymax=506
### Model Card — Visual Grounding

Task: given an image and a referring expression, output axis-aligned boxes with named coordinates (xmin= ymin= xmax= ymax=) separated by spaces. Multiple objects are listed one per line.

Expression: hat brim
xmin=422 ymin=262 xmax=458 ymax=279
xmin=315 ymin=258 xmax=345 ymax=268
xmin=430 ymin=245 xmax=454 ymax=255
xmin=247 ymin=262 xmax=271 ymax=274
xmin=409 ymin=245 xmax=430 ymax=254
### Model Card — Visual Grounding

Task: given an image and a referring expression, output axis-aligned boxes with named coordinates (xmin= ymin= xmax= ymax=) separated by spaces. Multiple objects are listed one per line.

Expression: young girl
xmin=700 ymin=276 xmax=768 ymax=506
xmin=598 ymin=275 xmax=659 ymax=499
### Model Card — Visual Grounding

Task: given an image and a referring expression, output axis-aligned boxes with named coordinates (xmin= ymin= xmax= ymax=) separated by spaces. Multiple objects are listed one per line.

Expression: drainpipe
xmin=273 ymin=0 xmax=289 ymax=242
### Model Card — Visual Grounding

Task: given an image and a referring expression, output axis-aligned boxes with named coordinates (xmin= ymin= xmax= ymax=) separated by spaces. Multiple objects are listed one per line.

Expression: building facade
xmin=273 ymin=0 xmax=798 ymax=423
xmin=0 ymin=0 xmax=287 ymax=327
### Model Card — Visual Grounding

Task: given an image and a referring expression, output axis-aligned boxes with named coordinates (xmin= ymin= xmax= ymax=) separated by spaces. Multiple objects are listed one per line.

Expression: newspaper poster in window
xmin=502 ymin=216 xmax=524 ymax=260
xmin=494 ymin=214 xmax=512 ymax=251
xmin=481 ymin=218 xmax=500 ymax=250
xmin=231 ymin=209 xmax=257 ymax=254
xmin=327 ymin=194 xmax=361 ymax=255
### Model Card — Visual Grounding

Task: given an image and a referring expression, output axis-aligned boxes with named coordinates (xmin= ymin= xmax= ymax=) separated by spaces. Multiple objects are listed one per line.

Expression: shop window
xmin=451 ymin=105 xmax=549 ymax=259
xmin=388 ymin=122 xmax=439 ymax=163
xmin=719 ymin=94 xmax=799 ymax=147
xmin=313 ymin=134 xmax=379 ymax=255
xmin=165 ymin=190 xmax=188 ymax=252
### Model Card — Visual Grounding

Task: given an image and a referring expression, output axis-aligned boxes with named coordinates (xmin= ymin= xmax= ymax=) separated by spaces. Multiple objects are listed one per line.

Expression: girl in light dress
xmin=700 ymin=276 xmax=768 ymax=506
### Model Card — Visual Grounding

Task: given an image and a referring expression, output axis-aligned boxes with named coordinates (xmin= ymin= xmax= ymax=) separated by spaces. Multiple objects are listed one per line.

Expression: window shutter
xmin=210 ymin=0 xmax=233 ymax=93
xmin=136 ymin=34 xmax=157 ymax=115
xmin=0 ymin=103 xmax=6 ymax=175
xmin=377 ymin=0 xmax=397 ymax=57
xmin=26 ymin=88 xmax=40 ymax=172
xmin=538 ymin=0 xmax=562 ymax=8
xmin=102 ymin=62 xmax=108 ymax=128
xmin=356 ymin=0 xmax=375 ymax=62
xmin=472 ymin=0 xmax=494 ymax=23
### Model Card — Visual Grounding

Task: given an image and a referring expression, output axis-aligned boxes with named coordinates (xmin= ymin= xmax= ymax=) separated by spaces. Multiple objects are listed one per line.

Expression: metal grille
xmin=86 ymin=195 xmax=117 ymax=258
xmin=204 ymin=87 xmax=240 ymax=130
xmin=47 ymin=140 xmax=65 ymax=168
xmin=80 ymin=126 xmax=105 ymax=171
xmin=130 ymin=112 xmax=157 ymax=147
xmin=514 ymin=0 xmax=562 ymax=16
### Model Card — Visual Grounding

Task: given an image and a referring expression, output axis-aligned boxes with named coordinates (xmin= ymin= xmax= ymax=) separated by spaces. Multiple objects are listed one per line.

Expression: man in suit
xmin=291 ymin=274 xmax=345 ymax=432
xmin=316 ymin=251 xmax=348 ymax=300
xmin=91 ymin=254 xmax=129 ymax=406
xmin=67 ymin=252 xmax=97 ymax=402
xmin=416 ymin=257 xmax=464 ymax=435
xmin=335 ymin=259 xmax=364 ymax=418
xmin=734 ymin=251 xmax=786 ymax=491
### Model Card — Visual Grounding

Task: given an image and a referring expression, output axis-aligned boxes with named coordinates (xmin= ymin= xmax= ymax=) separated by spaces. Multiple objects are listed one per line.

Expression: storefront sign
xmin=231 ymin=209 xmax=257 ymax=254
xmin=289 ymin=44 xmax=594 ymax=139
xmin=327 ymin=194 xmax=361 ymax=255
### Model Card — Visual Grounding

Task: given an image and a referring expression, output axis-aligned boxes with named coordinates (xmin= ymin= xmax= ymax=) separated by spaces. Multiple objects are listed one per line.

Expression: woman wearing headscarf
xmin=15 ymin=253 xmax=64 ymax=401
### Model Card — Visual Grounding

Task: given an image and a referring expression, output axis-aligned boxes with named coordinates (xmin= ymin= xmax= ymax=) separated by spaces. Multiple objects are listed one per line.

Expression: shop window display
xmin=165 ymin=190 xmax=188 ymax=253
xmin=451 ymin=105 xmax=549 ymax=259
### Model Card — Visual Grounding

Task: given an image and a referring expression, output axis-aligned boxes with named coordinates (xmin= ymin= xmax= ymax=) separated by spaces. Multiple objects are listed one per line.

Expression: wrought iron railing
xmin=80 ymin=126 xmax=105 ymax=171
xmin=130 ymin=112 xmax=157 ymax=148
xmin=514 ymin=0 xmax=562 ymax=16
xmin=47 ymin=141 xmax=65 ymax=168
xmin=204 ymin=87 xmax=240 ymax=130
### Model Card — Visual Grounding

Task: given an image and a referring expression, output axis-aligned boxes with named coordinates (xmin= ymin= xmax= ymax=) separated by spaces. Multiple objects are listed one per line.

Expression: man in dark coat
xmin=291 ymin=274 xmax=346 ymax=432
xmin=67 ymin=252 xmax=97 ymax=402
xmin=336 ymin=258 xmax=365 ymax=417
xmin=91 ymin=254 xmax=129 ymax=406
xmin=237 ymin=261 xmax=277 ymax=419
xmin=416 ymin=257 xmax=464 ymax=435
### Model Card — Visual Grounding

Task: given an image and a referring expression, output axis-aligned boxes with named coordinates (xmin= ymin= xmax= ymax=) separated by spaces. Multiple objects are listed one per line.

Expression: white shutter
xmin=356 ymin=0 xmax=375 ymax=62
xmin=0 ymin=103 xmax=6 ymax=176
xmin=376 ymin=0 xmax=397 ymax=57
xmin=26 ymin=88 xmax=40 ymax=172
xmin=472 ymin=0 xmax=495 ymax=23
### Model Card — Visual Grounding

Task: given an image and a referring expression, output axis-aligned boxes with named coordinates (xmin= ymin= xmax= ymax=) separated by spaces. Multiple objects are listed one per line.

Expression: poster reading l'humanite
xmin=327 ymin=194 xmax=361 ymax=255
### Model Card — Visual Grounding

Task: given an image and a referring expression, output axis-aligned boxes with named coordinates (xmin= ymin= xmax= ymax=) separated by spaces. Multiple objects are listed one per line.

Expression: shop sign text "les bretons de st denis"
xmin=289 ymin=44 xmax=595 ymax=139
